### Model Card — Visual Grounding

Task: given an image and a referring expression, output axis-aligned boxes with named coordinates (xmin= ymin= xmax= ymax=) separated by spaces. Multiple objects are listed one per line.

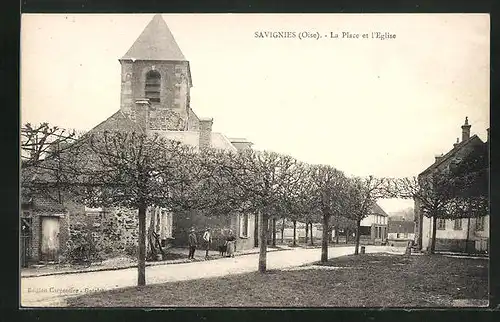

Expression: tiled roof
xmin=388 ymin=220 xmax=415 ymax=233
xmin=89 ymin=110 xmax=144 ymax=134
xmin=151 ymin=130 xmax=238 ymax=152
xmin=121 ymin=14 xmax=186 ymax=61
xmin=372 ymin=203 xmax=389 ymax=217
xmin=419 ymin=135 xmax=484 ymax=176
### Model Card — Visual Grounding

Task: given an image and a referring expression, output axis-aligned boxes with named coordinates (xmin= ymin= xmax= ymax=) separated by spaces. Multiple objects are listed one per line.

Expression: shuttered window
xmin=145 ymin=70 xmax=161 ymax=103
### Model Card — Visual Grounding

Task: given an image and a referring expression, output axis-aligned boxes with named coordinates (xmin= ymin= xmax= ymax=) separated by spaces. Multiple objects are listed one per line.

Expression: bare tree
xmin=394 ymin=174 xmax=455 ymax=254
xmin=344 ymin=176 xmax=389 ymax=255
xmin=330 ymin=214 xmax=356 ymax=244
xmin=308 ymin=165 xmax=349 ymax=262
xmin=21 ymin=122 xmax=78 ymax=169
xmin=212 ymin=149 xmax=301 ymax=273
xmin=77 ymin=131 xmax=198 ymax=286
xmin=20 ymin=123 xmax=84 ymax=204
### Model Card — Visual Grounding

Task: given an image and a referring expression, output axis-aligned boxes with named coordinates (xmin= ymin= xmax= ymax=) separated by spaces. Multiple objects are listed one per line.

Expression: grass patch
xmin=67 ymin=253 xmax=488 ymax=307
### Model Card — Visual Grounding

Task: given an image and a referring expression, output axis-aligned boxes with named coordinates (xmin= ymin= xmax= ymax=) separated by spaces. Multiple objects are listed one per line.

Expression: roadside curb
xmin=21 ymin=247 xmax=290 ymax=278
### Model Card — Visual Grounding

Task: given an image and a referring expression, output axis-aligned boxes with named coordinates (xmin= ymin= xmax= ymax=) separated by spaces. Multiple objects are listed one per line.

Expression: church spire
xmin=121 ymin=14 xmax=186 ymax=61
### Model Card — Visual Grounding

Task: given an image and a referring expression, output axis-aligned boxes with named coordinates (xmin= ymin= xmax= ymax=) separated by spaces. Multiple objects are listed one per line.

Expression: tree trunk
xmin=354 ymin=219 xmax=361 ymax=255
xmin=254 ymin=214 xmax=259 ymax=247
xmin=335 ymin=226 xmax=339 ymax=244
xmin=345 ymin=228 xmax=349 ymax=244
xmin=310 ymin=222 xmax=314 ymax=246
xmin=328 ymin=228 xmax=332 ymax=245
xmin=280 ymin=218 xmax=285 ymax=244
xmin=258 ymin=212 xmax=268 ymax=273
xmin=321 ymin=215 xmax=330 ymax=262
xmin=272 ymin=218 xmax=276 ymax=247
xmin=430 ymin=216 xmax=437 ymax=254
xmin=465 ymin=217 xmax=471 ymax=253
xmin=267 ymin=219 xmax=272 ymax=245
xmin=305 ymin=221 xmax=309 ymax=245
xmin=292 ymin=220 xmax=297 ymax=247
xmin=137 ymin=204 xmax=147 ymax=286
xmin=147 ymin=209 xmax=156 ymax=260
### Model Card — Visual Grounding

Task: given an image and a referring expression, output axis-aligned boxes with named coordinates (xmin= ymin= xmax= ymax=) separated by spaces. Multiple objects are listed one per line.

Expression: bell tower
xmin=119 ymin=14 xmax=193 ymax=131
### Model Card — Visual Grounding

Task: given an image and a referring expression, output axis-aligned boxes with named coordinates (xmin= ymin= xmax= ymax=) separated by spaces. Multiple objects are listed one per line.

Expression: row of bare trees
xmin=21 ymin=123 xmax=488 ymax=286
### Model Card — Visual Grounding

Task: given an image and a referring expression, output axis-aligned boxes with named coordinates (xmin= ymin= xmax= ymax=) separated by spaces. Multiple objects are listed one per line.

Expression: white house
xmin=415 ymin=117 xmax=489 ymax=253
xmin=359 ymin=203 xmax=389 ymax=244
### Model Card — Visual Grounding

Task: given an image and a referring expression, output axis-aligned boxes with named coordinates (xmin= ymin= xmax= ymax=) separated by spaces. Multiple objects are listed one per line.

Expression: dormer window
xmin=145 ymin=70 xmax=161 ymax=103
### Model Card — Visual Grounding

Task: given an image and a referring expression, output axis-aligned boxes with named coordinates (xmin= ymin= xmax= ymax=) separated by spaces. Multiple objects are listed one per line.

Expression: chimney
xmin=461 ymin=116 xmax=471 ymax=142
xmin=199 ymin=117 xmax=213 ymax=149
xmin=453 ymin=137 xmax=459 ymax=148
xmin=435 ymin=154 xmax=444 ymax=164
xmin=133 ymin=99 xmax=151 ymax=133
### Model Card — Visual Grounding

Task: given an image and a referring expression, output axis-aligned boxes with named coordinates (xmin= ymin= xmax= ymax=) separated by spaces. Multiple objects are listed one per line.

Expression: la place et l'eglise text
xmin=253 ymin=31 xmax=397 ymax=40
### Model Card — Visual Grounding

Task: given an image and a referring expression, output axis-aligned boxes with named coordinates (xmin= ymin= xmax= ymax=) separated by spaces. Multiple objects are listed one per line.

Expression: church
xmin=21 ymin=15 xmax=257 ymax=265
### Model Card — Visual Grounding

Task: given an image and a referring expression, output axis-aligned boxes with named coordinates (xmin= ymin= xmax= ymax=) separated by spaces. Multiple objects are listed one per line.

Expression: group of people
xmin=187 ymin=227 xmax=237 ymax=260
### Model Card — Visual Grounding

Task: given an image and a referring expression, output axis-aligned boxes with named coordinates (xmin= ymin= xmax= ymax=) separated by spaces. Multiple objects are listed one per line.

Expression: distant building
xmin=359 ymin=203 xmax=389 ymax=244
xmin=388 ymin=219 xmax=415 ymax=247
xmin=415 ymin=117 xmax=489 ymax=253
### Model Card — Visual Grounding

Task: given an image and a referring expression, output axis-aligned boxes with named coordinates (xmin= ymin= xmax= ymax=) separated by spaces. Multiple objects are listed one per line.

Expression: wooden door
xmin=40 ymin=216 xmax=60 ymax=262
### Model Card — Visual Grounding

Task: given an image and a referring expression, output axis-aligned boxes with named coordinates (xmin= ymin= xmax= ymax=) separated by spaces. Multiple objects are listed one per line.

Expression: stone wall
xmin=62 ymin=205 xmax=139 ymax=260
xmin=187 ymin=107 xmax=200 ymax=131
xmin=120 ymin=60 xmax=191 ymax=127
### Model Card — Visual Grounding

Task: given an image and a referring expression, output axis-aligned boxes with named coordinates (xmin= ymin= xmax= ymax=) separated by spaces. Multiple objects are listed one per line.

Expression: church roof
xmin=88 ymin=110 xmax=145 ymax=135
xmin=121 ymin=14 xmax=186 ymax=61
xmin=150 ymin=130 xmax=238 ymax=152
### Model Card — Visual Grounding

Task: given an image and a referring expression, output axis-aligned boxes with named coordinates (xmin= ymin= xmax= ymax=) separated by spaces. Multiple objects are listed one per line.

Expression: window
xmin=476 ymin=216 xmax=485 ymax=231
xmin=145 ymin=70 xmax=161 ymax=103
xmin=240 ymin=214 xmax=249 ymax=238
xmin=437 ymin=218 xmax=446 ymax=230
xmin=453 ymin=219 xmax=462 ymax=230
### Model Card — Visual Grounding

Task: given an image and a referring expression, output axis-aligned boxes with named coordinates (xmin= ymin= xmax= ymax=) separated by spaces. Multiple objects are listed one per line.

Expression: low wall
xmin=434 ymin=238 xmax=482 ymax=253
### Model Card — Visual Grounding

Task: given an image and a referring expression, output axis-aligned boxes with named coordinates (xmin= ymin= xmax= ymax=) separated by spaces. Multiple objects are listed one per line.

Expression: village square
xmin=20 ymin=14 xmax=489 ymax=308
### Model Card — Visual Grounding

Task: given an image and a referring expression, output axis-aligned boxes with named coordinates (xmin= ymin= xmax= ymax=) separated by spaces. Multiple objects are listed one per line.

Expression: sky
xmin=20 ymin=14 xmax=490 ymax=213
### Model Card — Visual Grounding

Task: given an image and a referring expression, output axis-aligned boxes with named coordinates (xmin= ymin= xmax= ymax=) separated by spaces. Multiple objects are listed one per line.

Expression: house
xmin=21 ymin=194 xmax=69 ymax=265
xmin=387 ymin=219 xmax=415 ymax=247
xmin=20 ymin=15 xmax=257 ymax=265
xmin=359 ymin=203 xmax=389 ymax=244
xmin=415 ymin=117 xmax=489 ymax=253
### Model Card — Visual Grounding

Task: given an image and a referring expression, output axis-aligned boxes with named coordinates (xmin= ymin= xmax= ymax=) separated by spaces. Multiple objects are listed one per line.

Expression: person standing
xmin=226 ymin=229 xmax=236 ymax=258
xmin=203 ymin=228 xmax=212 ymax=259
xmin=188 ymin=228 xmax=197 ymax=260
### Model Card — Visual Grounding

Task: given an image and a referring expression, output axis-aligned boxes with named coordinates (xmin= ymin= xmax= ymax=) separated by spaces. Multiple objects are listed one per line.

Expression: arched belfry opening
xmin=145 ymin=70 xmax=161 ymax=103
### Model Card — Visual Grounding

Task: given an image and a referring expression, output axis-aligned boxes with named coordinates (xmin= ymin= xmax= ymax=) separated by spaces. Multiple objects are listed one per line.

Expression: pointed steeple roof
xmin=121 ymin=14 xmax=186 ymax=61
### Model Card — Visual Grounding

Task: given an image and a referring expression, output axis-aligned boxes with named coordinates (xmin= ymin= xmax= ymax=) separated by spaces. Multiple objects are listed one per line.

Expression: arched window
xmin=145 ymin=70 xmax=161 ymax=103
